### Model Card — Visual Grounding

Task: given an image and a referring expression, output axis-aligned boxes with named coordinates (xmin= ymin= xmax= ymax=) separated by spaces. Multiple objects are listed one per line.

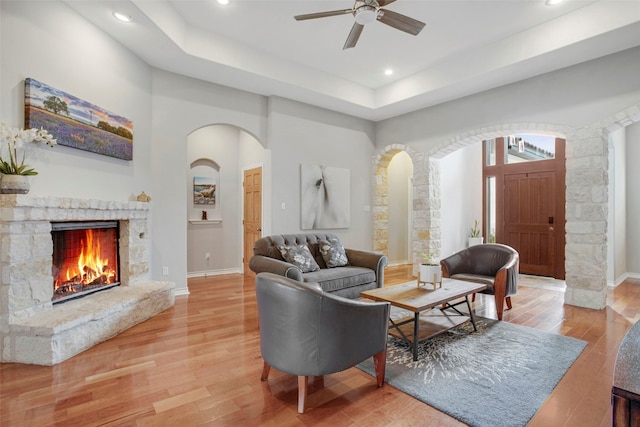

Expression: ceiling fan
xmin=294 ymin=0 xmax=426 ymax=50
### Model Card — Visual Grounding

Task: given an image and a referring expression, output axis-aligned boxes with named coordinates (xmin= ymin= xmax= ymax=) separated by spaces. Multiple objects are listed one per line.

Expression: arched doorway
xmin=372 ymin=144 xmax=432 ymax=277
xmin=186 ymin=124 xmax=264 ymax=278
xmin=387 ymin=151 xmax=413 ymax=265
xmin=373 ymin=105 xmax=640 ymax=310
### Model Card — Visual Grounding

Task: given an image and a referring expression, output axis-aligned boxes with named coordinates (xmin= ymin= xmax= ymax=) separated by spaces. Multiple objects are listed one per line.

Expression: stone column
xmin=564 ymin=124 xmax=608 ymax=309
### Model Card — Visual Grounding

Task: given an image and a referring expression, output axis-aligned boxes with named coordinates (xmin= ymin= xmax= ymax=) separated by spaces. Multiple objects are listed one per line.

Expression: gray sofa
xmin=249 ymin=233 xmax=387 ymax=299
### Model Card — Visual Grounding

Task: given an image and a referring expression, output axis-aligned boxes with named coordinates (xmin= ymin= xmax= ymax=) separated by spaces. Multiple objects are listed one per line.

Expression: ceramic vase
xmin=468 ymin=237 xmax=484 ymax=247
xmin=0 ymin=174 xmax=30 ymax=194
xmin=419 ymin=264 xmax=442 ymax=288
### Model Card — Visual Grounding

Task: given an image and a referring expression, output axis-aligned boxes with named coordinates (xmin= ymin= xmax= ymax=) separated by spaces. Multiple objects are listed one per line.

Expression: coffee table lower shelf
xmin=388 ymin=298 xmax=478 ymax=361
xmin=389 ymin=310 xmax=471 ymax=343
xmin=360 ymin=279 xmax=486 ymax=361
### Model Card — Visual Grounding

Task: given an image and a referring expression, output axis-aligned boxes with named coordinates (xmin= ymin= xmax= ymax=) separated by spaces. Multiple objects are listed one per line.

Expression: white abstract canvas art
xmin=300 ymin=164 xmax=350 ymax=229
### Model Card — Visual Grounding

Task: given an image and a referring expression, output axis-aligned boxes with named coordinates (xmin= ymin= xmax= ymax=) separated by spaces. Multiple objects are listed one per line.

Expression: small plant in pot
xmin=468 ymin=219 xmax=484 ymax=247
xmin=418 ymin=251 xmax=442 ymax=289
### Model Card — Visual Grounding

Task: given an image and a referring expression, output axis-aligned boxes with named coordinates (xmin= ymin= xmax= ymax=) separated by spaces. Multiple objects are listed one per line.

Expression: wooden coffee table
xmin=361 ymin=278 xmax=487 ymax=361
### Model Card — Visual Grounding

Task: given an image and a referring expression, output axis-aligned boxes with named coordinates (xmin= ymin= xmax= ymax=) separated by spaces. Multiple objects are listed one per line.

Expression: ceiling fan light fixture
xmin=354 ymin=6 xmax=378 ymax=25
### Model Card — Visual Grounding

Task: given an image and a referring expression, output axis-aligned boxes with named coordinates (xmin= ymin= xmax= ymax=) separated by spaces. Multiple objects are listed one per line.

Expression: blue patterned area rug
xmin=356 ymin=313 xmax=587 ymax=427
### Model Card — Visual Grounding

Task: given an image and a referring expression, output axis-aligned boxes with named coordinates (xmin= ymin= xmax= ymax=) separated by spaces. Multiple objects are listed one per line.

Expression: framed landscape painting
xmin=193 ymin=176 xmax=216 ymax=205
xmin=24 ymin=78 xmax=133 ymax=161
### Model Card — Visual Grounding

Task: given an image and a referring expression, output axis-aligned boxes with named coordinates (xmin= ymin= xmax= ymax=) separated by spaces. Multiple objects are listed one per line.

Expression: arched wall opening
xmin=387 ymin=151 xmax=414 ymax=265
xmin=373 ymin=103 xmax=640 ymax=310
xmin=186 ymin=123 xmax=266 ymax=277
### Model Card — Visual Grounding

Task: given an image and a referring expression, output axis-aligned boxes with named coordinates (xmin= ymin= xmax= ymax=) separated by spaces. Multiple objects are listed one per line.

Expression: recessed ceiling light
xmin=545 ymin=0 xmax=565 ymax=5
xmin=112 ymin=11 xmax=133 ymax=22
xmin=384 ymin=69 xmax=393 ymax=76
xmin=217 ymin=0 xmax=230 ymax=5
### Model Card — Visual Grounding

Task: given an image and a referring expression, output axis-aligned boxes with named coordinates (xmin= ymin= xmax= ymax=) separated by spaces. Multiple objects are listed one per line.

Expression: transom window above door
xmin=485 ymin=134 xmax=556 ymax=166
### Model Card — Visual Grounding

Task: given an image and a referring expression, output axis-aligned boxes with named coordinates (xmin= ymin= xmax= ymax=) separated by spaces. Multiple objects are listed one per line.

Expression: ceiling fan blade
xmin=377 ymin=9 xmax=426 ymax=35
xmin=343 ymin=23 xmax=364 ymax=50
xmin=378 ymin=0 xmax=398 ymax=7
xmin=294 ymin=9 xmax=352 ymax=21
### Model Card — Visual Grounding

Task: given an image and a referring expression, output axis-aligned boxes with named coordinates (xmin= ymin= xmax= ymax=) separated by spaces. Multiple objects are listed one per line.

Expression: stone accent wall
xmin=0 ymin=195 xmax=175 ymax=365
xmin=563 ymin=105 xmax=640 ymax=308
xmin=372 ymin=105 xmax=640 ymax=311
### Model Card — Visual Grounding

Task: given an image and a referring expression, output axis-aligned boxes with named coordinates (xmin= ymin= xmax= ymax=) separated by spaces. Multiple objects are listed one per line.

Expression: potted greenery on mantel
xmin=468 ymin=219 xmax=484 ymax=247
xmin=418 ymin=251 xmax=442 ymax=289
xmin=0 ymin=121 xmax=56 ymax=194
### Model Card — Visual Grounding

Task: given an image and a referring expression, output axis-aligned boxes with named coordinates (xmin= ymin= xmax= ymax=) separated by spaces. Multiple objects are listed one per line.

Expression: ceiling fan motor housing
xmin=293 ymin=0 xmax=425 ymax=50
xmin=353 ymin=0 xmax=380 ymax=25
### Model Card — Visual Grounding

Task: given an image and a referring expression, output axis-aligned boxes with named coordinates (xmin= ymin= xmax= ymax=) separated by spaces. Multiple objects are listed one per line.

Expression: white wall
xmin=627 ymin=122 xmax=640 ymax=275
xmin=376 ymin=47 xmax=640 ymax=151
xmin=266 ymin=97 xmax=376 ymax=249
xmin=150 ymin=70 xmax=268 ymax=291
xmin=440 ymin=143 xmax=483 ymax=258
xmin=0 ymin=1 xmax=152 ymax=201
xmin=608 ymin=128 xmax=626 ymax=283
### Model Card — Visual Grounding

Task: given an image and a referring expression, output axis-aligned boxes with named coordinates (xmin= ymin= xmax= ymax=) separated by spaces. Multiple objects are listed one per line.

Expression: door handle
xmin=257 ymin=227 xmax=262 ymax=231
xmin=549 ymin=227 xmax=554 ymax=232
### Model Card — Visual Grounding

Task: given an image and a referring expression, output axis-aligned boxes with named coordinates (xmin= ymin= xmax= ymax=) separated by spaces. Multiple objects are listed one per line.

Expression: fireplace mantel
xmin=0 ymin=195 xmax=175 ymax=365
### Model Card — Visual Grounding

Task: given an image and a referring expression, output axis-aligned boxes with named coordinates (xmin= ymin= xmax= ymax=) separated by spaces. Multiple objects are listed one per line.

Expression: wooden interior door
xmin=503 ymin=171 xmax=557 ymax=277
xmin=243 ymin=167 xmax=262 ymax=275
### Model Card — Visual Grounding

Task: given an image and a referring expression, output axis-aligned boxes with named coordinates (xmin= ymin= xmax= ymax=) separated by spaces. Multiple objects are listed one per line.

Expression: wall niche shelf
xmin=189 ymin=219 xmax=222 ymax=225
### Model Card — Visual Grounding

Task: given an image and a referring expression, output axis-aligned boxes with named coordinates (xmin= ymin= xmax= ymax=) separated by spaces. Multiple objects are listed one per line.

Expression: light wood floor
xmin=1 ymin=266 xmax=639 ymax=426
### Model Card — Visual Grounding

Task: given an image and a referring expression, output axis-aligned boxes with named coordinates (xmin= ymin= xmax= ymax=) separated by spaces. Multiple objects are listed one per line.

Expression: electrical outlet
xmin=205 ymin=252 xmax=210 ymax=260
xmin=162 ymin=267 xmax=169 ymax=276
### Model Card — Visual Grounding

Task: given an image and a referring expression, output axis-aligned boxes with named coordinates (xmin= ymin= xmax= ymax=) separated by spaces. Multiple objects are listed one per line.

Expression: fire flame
xmin=53 ymin=229 xmax=116 ymax=293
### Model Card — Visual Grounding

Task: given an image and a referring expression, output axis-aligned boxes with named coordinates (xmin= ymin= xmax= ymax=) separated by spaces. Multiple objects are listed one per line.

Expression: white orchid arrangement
xmin=0 ymin=121 xmax=57 ymax=175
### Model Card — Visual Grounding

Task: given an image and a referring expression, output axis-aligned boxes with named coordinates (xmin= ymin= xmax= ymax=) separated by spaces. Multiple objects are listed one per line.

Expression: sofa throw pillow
xmin=319 ymin=238 xmax=349 ymax=268
xmin=278 ymin=244 xmax=320 ymax=273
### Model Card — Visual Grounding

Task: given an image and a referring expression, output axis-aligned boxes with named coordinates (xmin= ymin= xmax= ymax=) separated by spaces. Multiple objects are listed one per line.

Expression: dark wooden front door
xmin=483 ymin=137 xmax=566 ymax=279
xmin=504 ymin=171 xmax=557 ymax=277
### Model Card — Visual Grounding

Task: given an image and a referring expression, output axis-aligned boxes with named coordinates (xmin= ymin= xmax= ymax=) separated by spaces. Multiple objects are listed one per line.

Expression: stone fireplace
xmin=0 ymin=195 xmax=175 ymax=366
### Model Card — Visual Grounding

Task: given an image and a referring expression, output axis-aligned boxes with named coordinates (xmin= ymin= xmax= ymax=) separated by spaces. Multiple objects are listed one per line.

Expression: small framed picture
xmin=193 ymin=176 xmax=216 ymax=205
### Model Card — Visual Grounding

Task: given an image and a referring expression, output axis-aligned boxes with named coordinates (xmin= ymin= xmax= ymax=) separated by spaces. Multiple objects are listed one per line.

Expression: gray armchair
xmin=440 ymin=243 xmax=519 ymax=320
xmin=255 ymin=272 xmax=390 ymax=413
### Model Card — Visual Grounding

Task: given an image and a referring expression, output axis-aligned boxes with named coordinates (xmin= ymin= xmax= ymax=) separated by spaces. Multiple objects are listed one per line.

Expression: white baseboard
xmin=387 ymin=260 xmax=410 ymax=267
xmin=609 ymin=272 xmax=640 ymax=287
xmin=187 ymin=268 xmax=242 ymax=279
